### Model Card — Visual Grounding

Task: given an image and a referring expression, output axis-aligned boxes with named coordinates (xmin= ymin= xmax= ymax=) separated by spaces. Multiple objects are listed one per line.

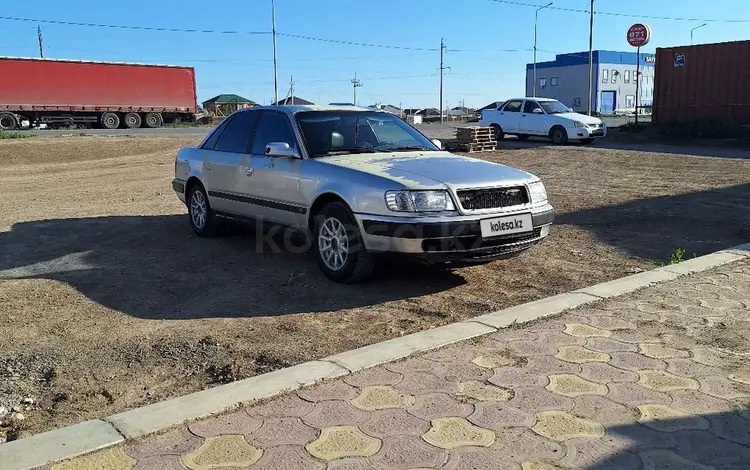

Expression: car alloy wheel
xmin=318 ymin=217 xmax=349 ymax=271
xmin=190 ymin=189 xmax=208 ymax=230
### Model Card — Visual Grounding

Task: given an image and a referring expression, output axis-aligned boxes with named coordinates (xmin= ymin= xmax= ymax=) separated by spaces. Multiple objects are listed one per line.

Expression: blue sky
xmin=2 ymin=0 xmax=748 ymax=108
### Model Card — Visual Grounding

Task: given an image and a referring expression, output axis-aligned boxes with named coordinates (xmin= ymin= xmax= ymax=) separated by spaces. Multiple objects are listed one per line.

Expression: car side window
xmin=200 ymin=116 xmax=233 ymax=150
xmin=251 ymin=112 xmax=297 ymax=155
xmin=503 ymin=100 xmax=523 ymax=113
xmin=214 ymin=111 xmax=260 ymax=153
xmin=523 ymin=101 xmax=542 ymax=114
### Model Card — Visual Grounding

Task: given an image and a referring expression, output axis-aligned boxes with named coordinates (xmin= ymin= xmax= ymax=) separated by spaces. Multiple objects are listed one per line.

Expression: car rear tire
xmin=187 ymin=183 xmax=220 ymax=237
xmin=580 ymin=138 xmax=595 ymax=145
xmin=314 ymin=201 xmax=374 ymax=283
xmin=550 ymin=126 xmax=568 ymax=145
xmin=490 ymin=124 xmax=504 ymax=142
xmin=0 ymin=113 xmax=17 ymax=130
xmin=123 ymin=112 xmax=142 ymax=129
xmin=101 ymin=112 xmax=120 ymax=130
xmin=144 ymin=112 xmax=163 ymax=128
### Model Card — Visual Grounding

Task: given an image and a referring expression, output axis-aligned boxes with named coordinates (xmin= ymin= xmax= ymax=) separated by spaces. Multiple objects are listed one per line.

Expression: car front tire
xmin=550 ymin=126 xmax=568 ymax=145
xmin=314 ymin=202 xmax=374 ymax=283
xmin=187 ymin=183 xmax=220 ymax=237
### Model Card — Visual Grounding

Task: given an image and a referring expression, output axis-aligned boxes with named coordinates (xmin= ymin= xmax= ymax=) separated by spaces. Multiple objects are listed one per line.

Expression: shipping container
xmin=652 ymin=40 xmax=750 ymax=124
xmin=0 ymin=57 xmax=198 ymax=129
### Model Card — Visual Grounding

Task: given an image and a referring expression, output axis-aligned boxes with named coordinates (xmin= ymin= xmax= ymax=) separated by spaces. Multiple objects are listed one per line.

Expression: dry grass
xmin=1 ymin=135 xmax=749 ymax=438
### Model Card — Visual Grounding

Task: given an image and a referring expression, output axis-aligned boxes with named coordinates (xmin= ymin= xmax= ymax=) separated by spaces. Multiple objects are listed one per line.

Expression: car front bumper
xmin=568 ymin=125 xmax=607 ymax=139
xmin=355 ymin=205 xmax=555 ymax=264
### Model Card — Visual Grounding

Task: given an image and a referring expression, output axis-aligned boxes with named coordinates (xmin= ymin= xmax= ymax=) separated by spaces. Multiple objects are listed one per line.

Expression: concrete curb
xmin=3 ymin=243 xmax=749 ymax=470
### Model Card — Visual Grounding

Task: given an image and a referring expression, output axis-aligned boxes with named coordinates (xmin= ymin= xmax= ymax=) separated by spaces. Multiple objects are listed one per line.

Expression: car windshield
xmin=295 ymin=110 xmax=439 ymax=157
xmin=539 ymin=100 xmax=572 ymax=114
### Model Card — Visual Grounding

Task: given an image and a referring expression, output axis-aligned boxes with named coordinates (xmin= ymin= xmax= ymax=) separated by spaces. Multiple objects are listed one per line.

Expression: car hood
xmin=319 ymin=151 xmax=538 ymax=190
xmin=550 ymin=112 xmax=603 ymax=125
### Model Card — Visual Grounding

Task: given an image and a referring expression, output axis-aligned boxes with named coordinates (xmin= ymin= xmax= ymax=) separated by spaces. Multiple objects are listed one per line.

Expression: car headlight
xmin=385 ymin=190 xmax=456 ymax=212
xmin=573 ymin=121 xmax=587 ymax=128
xmin=527 ymin=181 xmax=548 ymax=204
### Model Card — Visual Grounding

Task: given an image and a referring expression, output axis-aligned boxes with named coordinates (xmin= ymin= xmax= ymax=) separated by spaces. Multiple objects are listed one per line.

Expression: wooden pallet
xmin=456 ymin=142 xmax=497 ymax=153
xmin=456 ymin=127 xmax=497 ymax=145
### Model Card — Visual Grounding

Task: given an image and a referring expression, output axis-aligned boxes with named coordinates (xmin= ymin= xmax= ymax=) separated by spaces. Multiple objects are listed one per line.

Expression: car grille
xmin=457 ymin=186 xmax=529 ymax=211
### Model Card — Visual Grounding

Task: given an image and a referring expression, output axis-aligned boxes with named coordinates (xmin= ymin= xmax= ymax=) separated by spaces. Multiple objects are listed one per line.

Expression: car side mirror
xmin=431 ymin=139 xmax=442 ymax=149
xmin=265 ymin=142 xmax=300 ymax=158
xmin=532 ymin=108 xmax=544 ymax=114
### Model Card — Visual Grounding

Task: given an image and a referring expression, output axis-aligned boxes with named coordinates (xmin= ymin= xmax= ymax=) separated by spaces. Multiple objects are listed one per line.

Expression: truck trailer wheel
xmin=0 ymin=113 xmax=17 ymax=130
xmin=123 ymin=113 xmax=142 ymax=129
xmin=101 ymin=112 xmax=120 ymax=130
xmin=144 ymin=113 xmax=163 ymax=128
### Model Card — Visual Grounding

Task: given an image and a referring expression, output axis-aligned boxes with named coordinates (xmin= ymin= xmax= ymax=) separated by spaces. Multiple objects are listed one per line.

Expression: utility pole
xmin=533 ymin=2 xmax=553 ymax=98
xmin=289 ymin=76 xmax=295 ymax=105
xmin=351 ymin=73 xmax=362 ymax=106
xmin=37 ymin=25 xmax=44 ymax=59
xmin=271 ymin=0 xmax=279 ymax=105
xmin=439 ymin=38 xmax=446 ymax=123
xmin=587 ymin=0 xmax=594 ymax=115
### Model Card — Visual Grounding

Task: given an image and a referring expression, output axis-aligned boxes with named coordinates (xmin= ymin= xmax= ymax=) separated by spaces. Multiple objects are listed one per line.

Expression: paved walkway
xmin=44 ymin=260 xmax=750 ymax=470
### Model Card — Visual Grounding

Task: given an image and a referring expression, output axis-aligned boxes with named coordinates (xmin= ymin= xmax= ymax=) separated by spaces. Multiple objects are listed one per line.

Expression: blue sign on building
xmin=674 ymin=53 xmax=686 ymax=67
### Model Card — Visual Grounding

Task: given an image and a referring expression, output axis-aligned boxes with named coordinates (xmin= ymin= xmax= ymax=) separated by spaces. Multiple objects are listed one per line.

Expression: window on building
xmin=539 ymin=78 xmax=547 ymax=88
xmin=611 ymin=70 xmax=618 ymax=84
xmin=550 ymin=77 xmax=558 ymax=86
xmin=624 ymin=70 xmax=631 ymax=83
xmin=625 ymin=95 xmax=635 ymax=109
xmin=602 ymin=69 xmax=609 ymax=83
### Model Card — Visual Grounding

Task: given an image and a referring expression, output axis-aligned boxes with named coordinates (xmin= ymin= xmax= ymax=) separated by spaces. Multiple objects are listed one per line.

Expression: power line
xmin=483 ymin=0 xmax=750 ymax=23
xmin=0 ymin=16 xmax=270 ymax=34
xmin=277 ymin=33 xmax=439 ymax=51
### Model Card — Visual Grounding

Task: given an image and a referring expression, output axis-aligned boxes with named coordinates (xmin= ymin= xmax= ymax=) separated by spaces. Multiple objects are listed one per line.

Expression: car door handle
xmin=245 ymin=168 xmax=254 ymax=177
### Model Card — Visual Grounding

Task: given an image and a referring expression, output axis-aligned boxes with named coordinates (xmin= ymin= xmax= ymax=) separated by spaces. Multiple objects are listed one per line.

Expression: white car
xmin=479 ymin=97 xmax=606 ymax=144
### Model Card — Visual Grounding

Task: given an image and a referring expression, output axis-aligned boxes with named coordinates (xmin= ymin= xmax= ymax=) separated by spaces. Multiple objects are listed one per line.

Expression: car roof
xmin=241 ymin=104 xmax=376 ymax=113
xmin=505 ymin=97 xmax=558 ymax=102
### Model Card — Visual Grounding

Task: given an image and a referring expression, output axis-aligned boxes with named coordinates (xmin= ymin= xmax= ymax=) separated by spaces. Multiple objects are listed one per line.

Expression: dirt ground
xmin=1 ymin=135 xmax=749 ymax=440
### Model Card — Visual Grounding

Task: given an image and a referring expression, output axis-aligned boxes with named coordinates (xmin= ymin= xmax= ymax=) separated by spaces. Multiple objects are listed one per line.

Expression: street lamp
xmin=691 ymin=23 xmax=707 ymax=45
xmin=533 ymin=2 xmax=553 ymax=98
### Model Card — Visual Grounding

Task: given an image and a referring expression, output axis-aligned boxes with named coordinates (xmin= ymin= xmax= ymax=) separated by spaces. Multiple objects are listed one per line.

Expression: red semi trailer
xmin=0 ymin=57 xmax=198 ymax=130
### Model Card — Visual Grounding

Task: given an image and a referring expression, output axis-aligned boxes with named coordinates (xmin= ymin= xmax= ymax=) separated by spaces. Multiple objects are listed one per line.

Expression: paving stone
xmin=181 ymin=435 xmax=263 ymax=470
xmin=707 ymin=412 xmax=750 ymax=445
xmin=570 ymin=396 xmax=638 ymax=426
xmin=247 ymin=444 xmax=326 ymax=470
xmin=301 ymin=400 xmax=371 ymax=428
xmin=639 ymin=449 xmax=714 ymax=470
xmin=298 ymin=380 xmax=360 ymax=402
xmin=394 ymin=371 xmax=455 ymax=395
xmin=523 ymin=356 xmax=582 ymax=375
xmin=385 ymin=357 xmax=444 ymax=374
xmin=665 ymin=358 xmax=725 ymax=378
xmin=585 ymin=337 xmax=639 ymax=353
xmin=729 ymin=371 xmax=750 ymax=385
xmin=670 ymin=390 xmax=734 ymax=415
xmin=248 ymin=393 xmax=316 ymax=418
xmin=524 ymin=315 xmax=592 ymax=332
xmin=456 ymin=380 xmax=513 ymax=402
xmin=435 ymin=360 xmax=493 ymax=383
xmin=634 ymin=301 xmax=679 ymax=317
xmin=672 ymin=429 xmax=750 ymax=467
xmin=638 ymin=343 xmax=690 ymax=359
xmin=519 ymin=460 xmax=565 ymax=470
xmin=407 ymin=393 xmax=474 ymax=420
xmin=131 ymin=455 xmax=185 ymax=470
xmin=326 ymin=459 xmax=379 ymax=470
xmin=187 ymin=409 xmax=263 ymax=438
xmin=564 ymin=324 xmax=612 ymax=338
xmin=442 ymin=447 xmax=521 ymax=470
xmin=360 ymin=409 xmax=429 ymax=438
xmin=699 ymin=376 xmax=750 ymax=400
xmin=305 ymin=426 xmax=381 ymax=461
xmin=50 ymin=447 xmax=136 ymax=470
xmin=486 ymin=427 xmax=564 ymax=462
xmin=536 ymin=330 xmax=589 ymax=345
xmin=580 ymin=363 xmax=639 ymax=384
xmin=486 ymin=329 xmax=539 ymax=343
xmin=690 ymin=347 xmax=737 ymax=368
xmin=344 ymin=366 xmax=403 ymax=388
xmin=421 ymin=417 xmax=495 ymax=449
xmin=509 ymin=339 xmax=560 ymax=356
xmin=531 ymin=411 xmax=605 ymax=441
xmin=607 ymin=383 xmax=672 ymax=406
xmin=471 ymin=350 xmax=524 ymax=369
xmin=599 ymin=422 xmax=679 ymax=452
xmin=489 ymin=366 xmax=550 ymax=389
xmin=560 ymin=437 xmax=641 ymax=469
xmin=125 ymin=426 xmax=202 ymax=459
xmin=350 ymin=386 xmax=416 ymax=411
xmin=368 ymin=436 xmax=448 ymax=470
xmin=611 ymin=329 xmax=664 ymax=345
xmin=637 ymin=370 xmax=700 ymax=392
xmin=468 ymin=403 xmax=536 ymax=430
xmin=545 ymin=374 xmax=608 ymax=397
xmin=509 ymin=387 xmax=575 ymax=413
xmin=246 ymin=417 xmax=318 ymax=447
xmin=584 ymin=317 xmax=637 ymax=331
xmin=555 ymin=346 xmax=610 ymax=364
xmin=608 ymin=352 xmax=667 ymax=371
xmin=700 ymin=298 xmax=746 ymax=310
xmin=636 ymin=404 xmax=710 ymax=432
